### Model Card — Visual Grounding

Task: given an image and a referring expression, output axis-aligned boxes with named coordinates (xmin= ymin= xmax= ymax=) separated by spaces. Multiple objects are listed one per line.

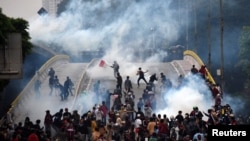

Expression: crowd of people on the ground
xmin=1 ymin=62 xmax=250 ymax=141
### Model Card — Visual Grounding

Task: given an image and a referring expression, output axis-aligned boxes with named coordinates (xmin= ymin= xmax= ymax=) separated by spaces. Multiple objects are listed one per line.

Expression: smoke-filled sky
xmin=29 ymin=0 xmax=188 ymax=59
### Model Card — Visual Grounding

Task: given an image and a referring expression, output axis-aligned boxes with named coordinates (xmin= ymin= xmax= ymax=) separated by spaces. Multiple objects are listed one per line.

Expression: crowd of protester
xmin=47 ymin=67 xmax=74 ymax=101
xmin=1 ymin=63 xmax=250 ymax=141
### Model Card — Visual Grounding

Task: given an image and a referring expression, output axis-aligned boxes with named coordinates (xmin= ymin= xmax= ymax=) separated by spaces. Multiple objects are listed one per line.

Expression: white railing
xmin=8 ymin=55 xmax=70 ymax=116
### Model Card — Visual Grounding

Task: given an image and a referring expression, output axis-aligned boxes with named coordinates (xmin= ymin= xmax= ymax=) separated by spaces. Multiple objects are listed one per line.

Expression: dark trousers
xmin=137 ymin=77 xmax=147 ymax=87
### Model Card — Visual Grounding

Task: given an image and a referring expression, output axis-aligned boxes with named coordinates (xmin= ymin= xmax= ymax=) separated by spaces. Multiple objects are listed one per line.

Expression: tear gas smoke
xmin=11 ymin=0 xmax=245 ymax=124
xmin=156 ymin=74 xmax=213 ymax=118
xmin=29 ymin=0 xmax=186 ymax=58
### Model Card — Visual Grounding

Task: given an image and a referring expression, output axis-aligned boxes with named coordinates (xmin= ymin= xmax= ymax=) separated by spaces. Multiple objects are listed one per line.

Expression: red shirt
xmin=27 ymin=133 xmax=39 ymax=141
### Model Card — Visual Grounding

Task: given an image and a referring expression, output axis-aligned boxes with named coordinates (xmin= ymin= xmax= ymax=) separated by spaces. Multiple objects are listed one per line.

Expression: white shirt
xmin=134 ymin=118 xmax=142 ymax=128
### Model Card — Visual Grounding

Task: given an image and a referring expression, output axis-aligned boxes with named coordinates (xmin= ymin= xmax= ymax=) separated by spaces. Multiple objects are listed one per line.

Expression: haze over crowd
xmin=1 ymin=0 xmax=245 ymax=122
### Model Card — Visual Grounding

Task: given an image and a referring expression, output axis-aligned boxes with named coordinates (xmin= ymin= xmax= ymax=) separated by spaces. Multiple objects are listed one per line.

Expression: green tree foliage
xmin=237 ymin=26 xmax=250 ymax=113
xmin=0 ymin=9 xmax=33 ymax=92
xmin=0 ymin=9 xmax=14 ymax=44
xmin=0 ymin=9 xmax=32 ymax=60
xmin=239 ymin=26 xmax=250 ymax=86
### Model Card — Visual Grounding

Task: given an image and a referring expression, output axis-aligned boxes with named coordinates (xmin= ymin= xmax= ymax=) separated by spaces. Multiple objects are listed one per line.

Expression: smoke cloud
xmin=11 ymin=0 xmax=245 ymax=124
xmin=29 ymin=0 xmax=187 ymax=58
xmin=156 ymin=74 xmax=213 ymax=118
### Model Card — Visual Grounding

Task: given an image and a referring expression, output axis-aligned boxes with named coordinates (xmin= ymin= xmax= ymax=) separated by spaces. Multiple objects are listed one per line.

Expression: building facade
xmin=42 ymin=0 xmax=63 ymax=16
